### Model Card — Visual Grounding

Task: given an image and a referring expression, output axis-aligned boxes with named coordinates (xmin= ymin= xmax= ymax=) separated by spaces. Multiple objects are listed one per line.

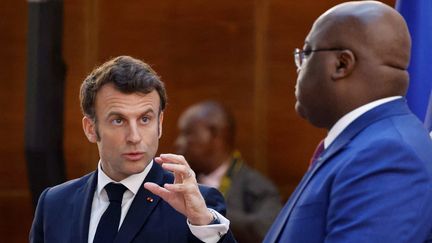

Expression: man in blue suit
xmin=264 ymin=1 xmax=432 ymax=242
xmin=29 ymin=56 xmax=235 ymax=243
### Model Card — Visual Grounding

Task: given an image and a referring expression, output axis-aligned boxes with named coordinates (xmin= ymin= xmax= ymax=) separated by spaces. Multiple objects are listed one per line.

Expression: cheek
xmin=97 ymin=135 xmax=120 ymax=161
xmin=296 ymin=75 xmax=310 ymax=101
xmin=297 ymin=64 xmax=320 ymax=99
xmin=144 ymin=125 xmax=162 ymax=148
xmin=98 ymin=128 xmax=121 ymax=147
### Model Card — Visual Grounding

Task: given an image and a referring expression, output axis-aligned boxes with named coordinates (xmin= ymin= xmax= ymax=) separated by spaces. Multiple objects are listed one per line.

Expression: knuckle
xmin=189 ymin=170 xmax=196 ymax=177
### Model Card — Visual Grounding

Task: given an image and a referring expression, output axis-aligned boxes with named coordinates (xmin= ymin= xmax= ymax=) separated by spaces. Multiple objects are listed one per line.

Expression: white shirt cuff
xmin=187 ymin=209 xmax=230 ymax=243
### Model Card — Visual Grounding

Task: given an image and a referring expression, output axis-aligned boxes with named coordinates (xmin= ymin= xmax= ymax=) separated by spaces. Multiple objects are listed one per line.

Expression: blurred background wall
xmin=0 ymin=0 xmax=395 ymax=241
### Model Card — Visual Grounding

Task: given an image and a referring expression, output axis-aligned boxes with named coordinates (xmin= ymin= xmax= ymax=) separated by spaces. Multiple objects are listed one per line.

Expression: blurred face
xmin=82 ymin=84 xmax=163 ymax=181
xmin=295 ymin=20 xmax=335 ymax=128
xmin=175 ymin=115 xmax=213 ymax=175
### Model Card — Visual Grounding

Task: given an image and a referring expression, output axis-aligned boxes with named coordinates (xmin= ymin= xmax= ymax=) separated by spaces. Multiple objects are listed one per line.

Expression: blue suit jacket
xmin=30 ymin=162 xmax=236 ymax=243
xmin=264 ymin=99 xmax=432 ymax=243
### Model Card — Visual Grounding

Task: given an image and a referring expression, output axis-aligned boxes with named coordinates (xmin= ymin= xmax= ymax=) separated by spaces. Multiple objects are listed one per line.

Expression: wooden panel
xmin=0 ymin=0 xmax=33 ymax=242
xmin=0 ymin=191 xmax=33 ymax=242
xmin=0 ymin=0 xmax=396 ymax=241
xmin=63 ymin=0 xmax=100 ymax=179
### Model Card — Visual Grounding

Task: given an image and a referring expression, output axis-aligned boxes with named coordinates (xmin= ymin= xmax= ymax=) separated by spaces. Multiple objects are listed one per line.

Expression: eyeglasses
xmin=294 ymin=48 xmax=345 ymax=69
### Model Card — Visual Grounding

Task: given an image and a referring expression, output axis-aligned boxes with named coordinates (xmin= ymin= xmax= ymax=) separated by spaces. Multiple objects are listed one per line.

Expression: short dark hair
xmin=80 ymin=56 xmax=167 ymax=120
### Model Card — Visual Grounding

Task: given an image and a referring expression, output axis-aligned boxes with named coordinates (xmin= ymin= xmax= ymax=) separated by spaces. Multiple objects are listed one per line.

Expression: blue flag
xmin=395 ymin=0 xmax=432 ymax=123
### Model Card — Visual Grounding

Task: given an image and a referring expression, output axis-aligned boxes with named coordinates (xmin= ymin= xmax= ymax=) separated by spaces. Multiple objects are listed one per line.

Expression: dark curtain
xmin=25 ymin=0 xmax=66 ymax=208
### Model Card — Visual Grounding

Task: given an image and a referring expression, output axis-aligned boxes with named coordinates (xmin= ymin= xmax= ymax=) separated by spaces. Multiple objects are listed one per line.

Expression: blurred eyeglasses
xmin=294 ymin=48 xmax=345 ymax=69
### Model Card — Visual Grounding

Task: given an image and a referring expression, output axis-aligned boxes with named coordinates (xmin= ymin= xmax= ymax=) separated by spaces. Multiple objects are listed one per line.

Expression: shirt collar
xmin=96 ymin=160 xmax=154 ymax=197
xmin=324 ymin=96 xmax=402 ymax=149
xmin=197 ymin=158 xmax=231 ymax=189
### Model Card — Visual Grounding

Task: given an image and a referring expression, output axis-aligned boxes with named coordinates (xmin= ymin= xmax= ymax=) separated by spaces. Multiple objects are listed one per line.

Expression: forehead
xmin=179 ymin=114 xmax=205 ymax=130
xmin=305 ymin=17 xmax=334 ymax=47
xmin=179 ymin=106 xmax=204 ymax=126
xmin=95 ymin=84 xmax=161 ymax=115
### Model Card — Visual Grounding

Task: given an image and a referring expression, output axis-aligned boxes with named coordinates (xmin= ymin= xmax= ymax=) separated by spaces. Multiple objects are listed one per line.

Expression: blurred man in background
xmin=175 ymin=101 xmax=282 ymax=243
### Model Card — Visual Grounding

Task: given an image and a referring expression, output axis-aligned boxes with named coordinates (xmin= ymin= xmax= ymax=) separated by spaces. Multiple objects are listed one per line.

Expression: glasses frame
xmin=294 ymin=48 xmax=345 ymax=69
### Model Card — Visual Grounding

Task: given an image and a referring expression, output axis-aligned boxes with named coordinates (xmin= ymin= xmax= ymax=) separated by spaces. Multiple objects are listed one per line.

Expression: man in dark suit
xmin=175 ymin=101 xmax=282 ymax=243
xmin=29 ymin=56 xmax=235 ymax=243
xmin=263 ymin=1 xmax=432 ymax=242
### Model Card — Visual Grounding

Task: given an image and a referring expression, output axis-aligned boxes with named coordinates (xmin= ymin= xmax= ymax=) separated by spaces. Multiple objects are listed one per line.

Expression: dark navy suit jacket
xmin=264 ymin=98 xmax=432 ymax=243
xmin=30 ymin=162 xmax=236 ymax=243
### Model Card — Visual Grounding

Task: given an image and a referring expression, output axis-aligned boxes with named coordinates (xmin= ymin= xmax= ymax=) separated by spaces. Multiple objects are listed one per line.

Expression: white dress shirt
xmin=88 ymin=161 xmax=153 ymax=242
xmin=88 ymin=160 xmax=229 ymax=243
xmin=324 ymin=96 xmax=402 ymax=149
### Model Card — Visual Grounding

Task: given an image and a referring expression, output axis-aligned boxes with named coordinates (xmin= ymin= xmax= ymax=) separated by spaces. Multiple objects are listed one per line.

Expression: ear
xmin=331 ymin=50 xmax=355 ymax=80
xmin=158 ymin=112 xmax=164 ymax=139
xmin=82 ymin=116 xmax=98 ymax=143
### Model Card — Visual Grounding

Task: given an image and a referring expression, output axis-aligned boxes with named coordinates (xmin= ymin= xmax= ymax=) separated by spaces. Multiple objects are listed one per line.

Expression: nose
xmin=127 ymin=123 xmax=142 ymax=144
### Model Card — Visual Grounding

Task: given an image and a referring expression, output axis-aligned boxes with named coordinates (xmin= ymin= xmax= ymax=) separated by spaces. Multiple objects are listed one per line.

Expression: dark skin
xmin=148 ymin=1 xmax=413 ymax=231
xmin=295 ymin=1 xmax=411 ymax=130
xmin=175 ymin=102 xmax=233 ymax=176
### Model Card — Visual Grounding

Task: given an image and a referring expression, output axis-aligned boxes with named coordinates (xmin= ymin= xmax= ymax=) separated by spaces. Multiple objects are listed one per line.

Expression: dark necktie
xmin=93 ymin=183 xmax=127 ymax=243
xmin=309 ymin=139 xmax=325 ymax=168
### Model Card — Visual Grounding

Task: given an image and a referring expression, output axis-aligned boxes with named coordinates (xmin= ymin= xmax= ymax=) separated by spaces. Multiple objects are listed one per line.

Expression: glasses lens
xmin=294 ymin=48 xmax=301 ymax=68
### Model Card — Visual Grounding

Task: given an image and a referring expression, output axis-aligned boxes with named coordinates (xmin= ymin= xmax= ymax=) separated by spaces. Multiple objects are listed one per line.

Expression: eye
xmin=303 ymin=49 xmax=312 ymax=57
xmin=141 ymin=116 xmax=151 ymax=124
xmin=112 ymin=118 xmax=123 ymax=125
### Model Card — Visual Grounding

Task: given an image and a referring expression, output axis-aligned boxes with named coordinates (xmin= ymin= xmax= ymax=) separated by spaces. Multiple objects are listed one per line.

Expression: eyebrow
xmin=106 ymin=108 xmax=156 ymax=119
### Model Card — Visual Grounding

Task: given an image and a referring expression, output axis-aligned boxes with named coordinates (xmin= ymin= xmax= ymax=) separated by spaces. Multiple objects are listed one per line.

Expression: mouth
xmin=122 ymin=152 xmax=145 ymax=161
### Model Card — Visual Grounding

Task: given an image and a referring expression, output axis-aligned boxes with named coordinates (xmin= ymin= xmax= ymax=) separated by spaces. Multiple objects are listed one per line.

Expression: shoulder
xmin=233 ymin=163 xmax=279 ymax=194
xmin=349 ymin=114 xmax=432 ymax=168
xmin=330 ymin=121 xmax=432 ymax=196
xmin=324 ymin=134 xmax=432 ymax=241
xmin=43 ymin=171 xmax=96 ymax=202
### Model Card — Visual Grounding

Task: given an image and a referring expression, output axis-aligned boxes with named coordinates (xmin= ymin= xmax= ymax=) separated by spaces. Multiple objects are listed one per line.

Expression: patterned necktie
xmin=93 ymin=183 xmax=127 ymax=243
xmin=309 ymin=139 xmax=325 ymax=168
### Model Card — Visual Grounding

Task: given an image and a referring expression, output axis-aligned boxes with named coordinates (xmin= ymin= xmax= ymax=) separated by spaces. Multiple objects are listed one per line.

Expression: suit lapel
xmin=114 ymin=162 xmax=165 ymax=243
xmin=265 ymin=131 xmax=353 ymax=243
xmin=74 ymin=171 xmax=98 ymax=243
xmin=266 ymin=98 xmax=410 ymax=242
xmin=263 ymin=167 xmax=314 ymax=243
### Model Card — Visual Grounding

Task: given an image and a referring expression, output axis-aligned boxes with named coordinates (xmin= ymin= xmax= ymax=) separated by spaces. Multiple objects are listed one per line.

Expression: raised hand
xmin=144 ymin=153 xmax=214 ymax=225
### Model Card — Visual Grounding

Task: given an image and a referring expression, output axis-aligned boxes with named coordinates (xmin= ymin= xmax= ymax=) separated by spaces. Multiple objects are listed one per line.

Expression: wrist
xmin=189 ymin=209 xmax=214 ymax=226
xmin=208 ymin=209 xmax=220 ymax=224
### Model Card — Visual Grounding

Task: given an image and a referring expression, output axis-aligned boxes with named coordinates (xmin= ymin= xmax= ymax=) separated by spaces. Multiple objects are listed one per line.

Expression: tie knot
xmin=105 ymin=183 xmax=127 ymax=203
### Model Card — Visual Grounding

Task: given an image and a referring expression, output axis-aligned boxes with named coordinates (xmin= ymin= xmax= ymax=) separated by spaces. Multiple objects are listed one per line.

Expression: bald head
xmin=295 ymin=1 xmax=412 ymax=128
xmin=175 ymin=101 xmax=236 ymax=174
xmin=179 ymin=101 xmax=236 ymax=147
xmin=317 ymin=1 xmax=411 ymax=69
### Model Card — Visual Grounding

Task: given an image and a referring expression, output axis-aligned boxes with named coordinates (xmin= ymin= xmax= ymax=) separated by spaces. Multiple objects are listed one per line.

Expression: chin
xmin=295 ymin=103 xmax=307 ymax=120
xmin=127 ymin=161 xmax=150 ymax=173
